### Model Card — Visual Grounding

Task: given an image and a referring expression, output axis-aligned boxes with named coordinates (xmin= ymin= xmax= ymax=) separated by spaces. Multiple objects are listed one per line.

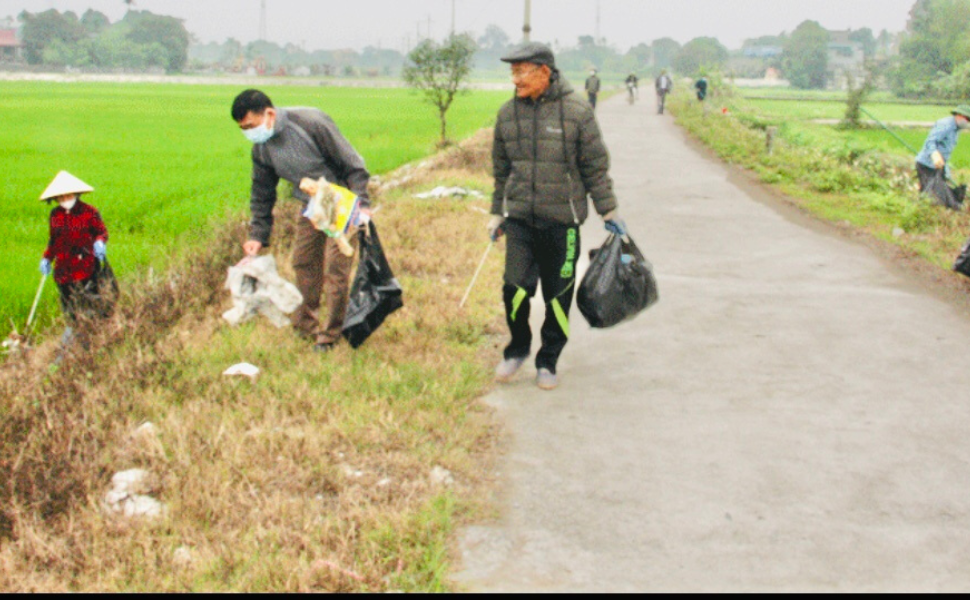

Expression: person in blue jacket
xmin=915 ymin=104 xmax=970 ymax=208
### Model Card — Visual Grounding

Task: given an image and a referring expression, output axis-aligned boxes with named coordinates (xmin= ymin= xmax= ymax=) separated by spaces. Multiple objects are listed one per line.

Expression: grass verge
xmin=0 ymin=130 xmax=506 ymax=592
xmin=669 ymin=92 xmax=970 ymax=276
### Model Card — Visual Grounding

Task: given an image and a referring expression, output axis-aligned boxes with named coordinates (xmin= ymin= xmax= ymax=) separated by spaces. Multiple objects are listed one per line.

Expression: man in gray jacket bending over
xmin=488 ymin=43 xmax=626 ymax=391
xmin=231 ymin=89 xmax=371 ymax=353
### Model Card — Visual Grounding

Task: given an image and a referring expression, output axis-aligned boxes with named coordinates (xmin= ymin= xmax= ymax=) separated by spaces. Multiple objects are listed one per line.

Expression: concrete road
xmin=454 ymin=93 xmax=970 ymax=592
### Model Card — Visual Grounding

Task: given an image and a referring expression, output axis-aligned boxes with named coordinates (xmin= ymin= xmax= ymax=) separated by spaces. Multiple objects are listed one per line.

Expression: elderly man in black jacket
xmin=487 ymin=42 xmax=625 ymax=391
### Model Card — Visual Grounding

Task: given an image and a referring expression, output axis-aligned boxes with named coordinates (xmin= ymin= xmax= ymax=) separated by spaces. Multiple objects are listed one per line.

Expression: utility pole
xmin=451 ymin=0 xmax=456 ymax=36
xmin=258 ymin=0 xmax=267 ymax=41
xmin=523 ymin=0 xmax=532 ymax=42
xmin=427 ymin=14 xmax=432 ymax=40
xmin=595 ymin=0 xmax=600 ymax=44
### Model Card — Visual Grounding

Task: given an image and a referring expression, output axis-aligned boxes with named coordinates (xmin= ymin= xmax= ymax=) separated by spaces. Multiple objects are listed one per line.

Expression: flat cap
xmin=500 ymin=42 xmax=556 ymax=69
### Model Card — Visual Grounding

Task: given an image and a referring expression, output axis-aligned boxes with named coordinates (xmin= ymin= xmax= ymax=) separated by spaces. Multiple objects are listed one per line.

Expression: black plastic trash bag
xmin=953 ymin=234 xmax=970 ymax=278
xmin=924 ymin=170 xmax=966 ymax=211
xmin=92 ymin=258 xmax=119 ymax=318
xmin=577 ymin=233 xmax=659 ymax=329
xmin=342 ymin=221 xmax=403 ymax=348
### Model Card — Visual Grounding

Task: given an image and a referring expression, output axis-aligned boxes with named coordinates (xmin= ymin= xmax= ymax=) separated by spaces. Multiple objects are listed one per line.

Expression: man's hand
xmin=487 ymin=216 xmax=506 ymax=242
xmin=932 ymin=150 xmax=946 ymax=170
xmin=602 ymin=210 xmax=627 ymax=236
xmin=243 ymin=240 xmax=263 ymax=257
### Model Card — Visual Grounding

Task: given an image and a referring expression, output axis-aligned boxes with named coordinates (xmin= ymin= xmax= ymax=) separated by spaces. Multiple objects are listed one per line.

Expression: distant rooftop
xmin=0 ymin=30 xmax=19 ymax=48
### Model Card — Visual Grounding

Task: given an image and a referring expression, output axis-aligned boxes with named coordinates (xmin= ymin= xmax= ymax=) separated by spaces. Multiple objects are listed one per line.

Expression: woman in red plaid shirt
xmin=39 ymin=171 xmax=111 ymax=323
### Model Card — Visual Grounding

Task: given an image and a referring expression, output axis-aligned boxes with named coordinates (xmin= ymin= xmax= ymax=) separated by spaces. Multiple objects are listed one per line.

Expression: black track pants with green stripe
xmin=502 ymin=219 xmax=580 ymax=374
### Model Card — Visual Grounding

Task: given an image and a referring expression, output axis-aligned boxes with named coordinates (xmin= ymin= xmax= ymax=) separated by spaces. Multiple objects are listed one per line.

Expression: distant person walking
xmin=655 ymin=69 xmax=672 ymax=115
xmin=585 ymin=68 xmax=601 ymax=109
xmin=231 ymin=88 xmax=372 ymax=353
xmin=488 ymin=42 xmax=625 ymax=391
xmin=915 ymin=104 xmax=970 ymax=210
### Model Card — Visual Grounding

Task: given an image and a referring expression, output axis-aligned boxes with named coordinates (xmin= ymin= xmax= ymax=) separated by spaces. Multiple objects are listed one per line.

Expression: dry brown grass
xmin=0 ymin=131 xmax=507 ymax=592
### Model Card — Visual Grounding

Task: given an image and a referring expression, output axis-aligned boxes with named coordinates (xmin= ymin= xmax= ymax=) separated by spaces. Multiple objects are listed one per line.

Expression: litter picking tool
xmin=860 ymin=106 xmax=960 ymax=186
xmin=4 ymin=274 xmax=48 ymax=353
xmin=460 ymin=242 xmax=494 ymax=309
xmin=26 ymin=273 xmax=48 ymax=334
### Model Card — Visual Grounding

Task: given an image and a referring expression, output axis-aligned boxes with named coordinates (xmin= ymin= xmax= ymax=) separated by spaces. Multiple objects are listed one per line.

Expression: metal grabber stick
xmin=459 ymin=242 xmax=494 ymax=309
xmin=25 ymin=273 xmax=48 ymax=335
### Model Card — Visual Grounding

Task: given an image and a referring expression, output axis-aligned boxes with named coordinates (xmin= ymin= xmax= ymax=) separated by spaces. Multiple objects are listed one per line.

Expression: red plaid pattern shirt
xmin=43 ymin=200 xmax=108 ymax=285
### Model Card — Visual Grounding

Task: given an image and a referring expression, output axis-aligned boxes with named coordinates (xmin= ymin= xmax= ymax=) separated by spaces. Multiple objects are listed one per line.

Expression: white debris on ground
xmin=414 ymin=186 xmax=485 ymax=199
xmin=893 ymin=227 xmax=905 ymax=238
xmin=172 ymin=546 xmax=193 ymax=568
xmin=222 ymin=362 xmax=260 ymax=380
xmin=430 ymin=466 xmax=454 ymax=487
xmin=222 ymin=255 xmax=303 ymax=328
xmin=102 ymin=468 xmax=166 ymax=520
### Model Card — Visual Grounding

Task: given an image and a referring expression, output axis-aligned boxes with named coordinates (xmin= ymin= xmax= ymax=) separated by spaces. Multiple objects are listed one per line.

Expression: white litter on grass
xmin=102 ymin=469 xmax=166 ymax=520
xmin=222 ymin=255 xmax=303 ymax=328
xmin=430 ymin=466 xmax=454 ymax=487
xmin=414 ymin=186 xmax=484 ymax=199
xmin=173 ymin=546 xmax=193 ymax=567
xmin=222 ymin=363 xmax=260 ymax=379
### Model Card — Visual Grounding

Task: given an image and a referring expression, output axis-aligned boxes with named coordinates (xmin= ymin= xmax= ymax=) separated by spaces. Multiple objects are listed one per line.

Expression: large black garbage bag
xmin=92 ymin=258 xmax=119 ymax=318
xmin=925 ymin=170 xmax=966 ymax=211
xmin=953 ymin=234 xmax=970 ymax=278
xmin=342 ymin=221 xmax=404 ymax=348
xmin=577 ymin=233 xmax=659 ymax=329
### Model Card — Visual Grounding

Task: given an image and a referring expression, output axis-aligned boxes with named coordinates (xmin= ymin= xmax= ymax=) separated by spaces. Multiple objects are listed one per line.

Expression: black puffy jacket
xmin=491 ymin=75 xmax=617 ymax=227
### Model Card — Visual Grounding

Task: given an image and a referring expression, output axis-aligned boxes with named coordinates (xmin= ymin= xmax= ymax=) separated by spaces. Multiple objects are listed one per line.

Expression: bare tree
xmin=402 ymin=33 xmax=477 ymax=146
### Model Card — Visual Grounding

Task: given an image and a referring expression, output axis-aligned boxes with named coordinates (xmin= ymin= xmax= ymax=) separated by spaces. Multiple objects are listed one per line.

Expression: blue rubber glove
xmin=604 ymin=217 xmax=627 ymax=236
xmin=93 ymin=240 xmax=106 ymax=261
xmin=487 ymin=216 xmax=506 ymax=242
xmin=40 ymin=258 xmax=52 ymax=276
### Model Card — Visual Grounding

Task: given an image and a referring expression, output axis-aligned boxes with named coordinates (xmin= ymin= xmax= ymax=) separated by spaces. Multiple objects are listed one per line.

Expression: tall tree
xmin=891 ymin=0 xmax=970 ymax=97
xmin=18 ymin=9 xmax=86 ymax=65
xmin=124 ymin=11 xmax=190 ymax=72
xmin=782 ymin=20 xmax=829 ymax=89
xmin=402 ymin=34 xmax=477 ymax=146
xmin=478 ymin=24 xmax=510 ymax=51
xmin=651 ymin=37 xmax=681 ymax=71
xmin=673 ymin=36 xmax=728 ymax=76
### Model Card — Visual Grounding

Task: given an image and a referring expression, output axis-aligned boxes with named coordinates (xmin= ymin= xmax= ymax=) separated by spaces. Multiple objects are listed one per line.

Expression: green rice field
xmin=730 ymin=92 xmax=970 ymax=170
xmin=1 ymin=82 xmax=508 ymax=333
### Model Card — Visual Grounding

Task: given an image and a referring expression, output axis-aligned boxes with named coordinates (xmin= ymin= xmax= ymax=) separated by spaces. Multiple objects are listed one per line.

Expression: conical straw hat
xmin=39 ymin=171 xmax=94 ymax=201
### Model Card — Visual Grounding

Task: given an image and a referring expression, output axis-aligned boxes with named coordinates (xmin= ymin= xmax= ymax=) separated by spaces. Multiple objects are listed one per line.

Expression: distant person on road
xmin=488 ymin=42 xmax=625 ymax=391
xmin=655 ymin=69 xmax=673 ymax=114
xmin=625 ymin=72 xmax=639 ymax=103
xmin=231 ymin=88 xmax=372 ymax=353
xmin=694 ymin=76 xmax=708 ymax=101
xmin=38 ymin=170 xmax=114 ymax=350
xmin=915 ymin=104 xmax=970 ymax=210
xmin=585 ymin=68 xmax=601 ymax=109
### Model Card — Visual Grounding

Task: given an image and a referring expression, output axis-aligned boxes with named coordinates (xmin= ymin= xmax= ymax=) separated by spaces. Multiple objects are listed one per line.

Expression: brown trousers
xmin=291 ymin=216 xmax=356 ymax=344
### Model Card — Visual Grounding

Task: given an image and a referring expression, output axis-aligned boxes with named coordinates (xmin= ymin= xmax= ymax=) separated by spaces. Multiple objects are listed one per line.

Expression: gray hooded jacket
xmin=248 ymin=107 xmax=370 ymax=246
xmin=491 ymin=75 xmax=617 ymax=226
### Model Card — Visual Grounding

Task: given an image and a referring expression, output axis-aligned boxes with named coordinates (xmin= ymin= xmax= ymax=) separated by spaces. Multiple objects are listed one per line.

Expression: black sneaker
xmin=313 ymin=342 xmax=336 ymax=353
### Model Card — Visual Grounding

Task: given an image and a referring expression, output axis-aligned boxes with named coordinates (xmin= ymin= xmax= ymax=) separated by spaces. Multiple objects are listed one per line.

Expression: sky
xmin=2 ymin=0 xmax=917 ymax=52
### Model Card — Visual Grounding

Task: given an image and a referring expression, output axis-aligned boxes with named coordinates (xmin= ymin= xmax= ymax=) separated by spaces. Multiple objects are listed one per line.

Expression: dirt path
xmin=454 ymin=93 xmax=970 ymax=592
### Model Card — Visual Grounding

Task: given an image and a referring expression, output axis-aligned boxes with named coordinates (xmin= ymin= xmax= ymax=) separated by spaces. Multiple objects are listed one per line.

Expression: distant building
xmin=0 ymin=29 xmax=21 ymax=62
xmin=826 ymin=30 xmax=866 ymax=90
xmin=742 ymin=45 xmax=783 ymax=59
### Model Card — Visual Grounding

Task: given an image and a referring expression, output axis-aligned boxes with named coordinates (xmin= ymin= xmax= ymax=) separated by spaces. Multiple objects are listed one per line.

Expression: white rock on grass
xmin=430 ymin=466 xmax=454 ymax=487
xmin=892 ymin=227 xmax=905 ymax=238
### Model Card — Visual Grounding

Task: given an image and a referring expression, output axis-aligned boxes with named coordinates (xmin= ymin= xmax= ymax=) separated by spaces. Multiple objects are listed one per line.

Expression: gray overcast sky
xmin=3 ymin=0 xmax=916 ymax=52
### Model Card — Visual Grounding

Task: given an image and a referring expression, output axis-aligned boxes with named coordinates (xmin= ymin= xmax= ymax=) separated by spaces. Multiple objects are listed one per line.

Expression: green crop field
xmin=726 ymin=93 xmax=970 ymax=172
xmin=1 ymin=82 xmax=508 ymax=334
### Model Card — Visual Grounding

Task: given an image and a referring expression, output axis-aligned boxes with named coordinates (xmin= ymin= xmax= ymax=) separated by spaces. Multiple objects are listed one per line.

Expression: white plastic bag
xmin=222 ymin=255 xmax=302 ymax=327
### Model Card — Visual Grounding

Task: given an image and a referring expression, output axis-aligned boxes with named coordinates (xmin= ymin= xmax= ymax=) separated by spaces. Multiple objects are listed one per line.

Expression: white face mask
xmin=59 ymin=197 xmax=77 ymax=211
xmin=242 ymin=113 xmax=275 ymax=144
